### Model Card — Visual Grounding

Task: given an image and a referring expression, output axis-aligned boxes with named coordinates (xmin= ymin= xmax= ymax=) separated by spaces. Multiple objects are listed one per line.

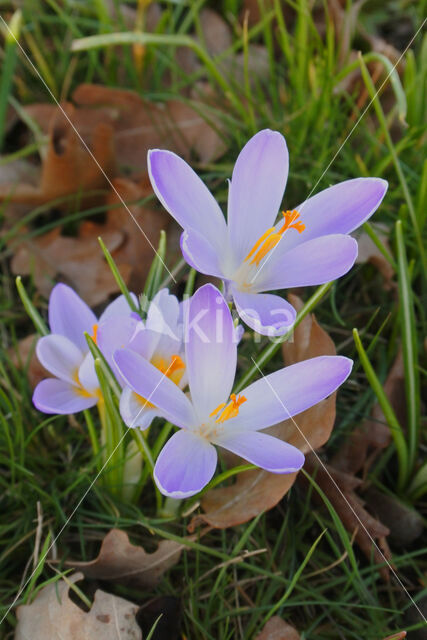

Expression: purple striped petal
xmin=33 ymin=378 xmax=97 ymax=414
xmin=148 ymin=149 xmax=228 ymax=255
xmin=228 ymin=356 xmax=352 ymax=432
xmin=48 ymin=283 xmax=97 ymax=352
xmin=98 ymin=293 xmax=138 ymax=323
xmin=215 ymin=431 xmax=304 ymax=473
xmin=232 ymin=289 xmax=296 ymax=337
xmin=254 ymin=234 xmax=358 ymax=292
xmin=120 ymin=386 xmax=158 ymax=430
xmin=36 ymin=334 xmax=83 ymax=384
xmin=284 ymin=178 xmax=388 ymax=251
xmin=185 ymin=284 xmax=236 ymax=421
xmin=154 ymin=429 xmax=217 ymax=498
xmin=114 ymin=348 xmax=196 ymax=429
xmin=180 ymin=229 xmax=225 ymax=278
xmin=228 ymin=130 xmax=289 ymax=265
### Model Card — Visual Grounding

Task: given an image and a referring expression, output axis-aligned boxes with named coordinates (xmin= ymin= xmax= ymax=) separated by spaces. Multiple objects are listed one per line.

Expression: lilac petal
xmin=147 ymin=289 xmax=180 ymax=333
xmin=180 ymin=229 xmax=225 ymax=278
xmin=228 ymin=130 xmax=289 ymax=265
xmin=228 ymin=356 xmax=352 ymax=432
xmin=33 ymin=378 xmax=97 ymax=414
xmin=254 ymin=234 xmax=358 ymax=292
xmin=98 ymin=293 xmax=138 ymax=323
xmin=148 ymin=149 xmax=228 ymax=254
xmin=232 ymin=289 xmax=296 ymax=337
xmin=97 ymin=314 xmax=141 ymax=380
xmin=77 ymin=353 xmax=99 ymax=394
xmin=36 ymin=334 xmax=84 ymax=384
xmin=215 ymin=431 xmax=304 ymax=473
xmin=185 ymin=284 xmax=236 ymax=421
xmin=120 ymin=386 xmax=158 ymax=430
xmin=128 ymin=326 xmax=161 ymax=362
xmin=48 ymin=283 xmax=97 ymax=352
xmin=145 ymin=288 xmax=183 ymax=355
xmin=285 ymin=178 xmax=388 ymax=251
xmin=154 ymin=429 xmax=217 ymax=498
xmin=114 ymin=348 xmax=196 ymax=429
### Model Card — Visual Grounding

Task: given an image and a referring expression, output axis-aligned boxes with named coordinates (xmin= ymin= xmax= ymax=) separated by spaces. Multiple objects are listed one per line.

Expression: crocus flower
xmin=116 ymin=288 xmax=187 ymax=430
xmin=114 ymin=284 xmax=352 ymax=498
xmin=148 ymin=129 xmax=388 ymax=336
xmin=33 ymin=283 xmax=139 ymax=414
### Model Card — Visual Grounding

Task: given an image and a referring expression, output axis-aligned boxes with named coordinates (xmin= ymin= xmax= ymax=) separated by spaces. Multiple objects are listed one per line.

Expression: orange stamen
xmin=245 ymin=227 xmax=275 ymax=262
xmin=243 ymin=210 xmax=305 ymax=268
xmin=249 ymin=233 xmax=281 ymax=266
xmin=210 ymin=393 xmax=247 ymax=424
xmin=91 ymin=323 xmax=99 ymax=344
xmin=278 ymin=209 xmax=305 ymax=235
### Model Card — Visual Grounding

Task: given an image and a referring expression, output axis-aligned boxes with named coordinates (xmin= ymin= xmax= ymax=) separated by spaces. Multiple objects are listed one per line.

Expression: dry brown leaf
xmin=255 ymin=616 xmax=301 ymax=640
xmin=199 ymin=8 xmax=232 ymax=56
xmin=8 ymin=334 xmax=49 ymax=389
xmin=73 ymin=84 xmax=227 ymax=169
xmin=0 ymin=109 xmax=114 ymax=207
xmin=11 ymin=223 xmax=131 ymax=306
xmin=105 ymin=177 xmax=167 ymax=291
xmin=382 ymin=633 xmax=407 ymax=640
xmin=67 ymin=529 xmax=182 ymax=589
xmin=355 ymin=226 xmax=395 ymax=289
xmin=15 ymin=572 xmax=141 ymax=640
xmin=189 ymin=295 xmax=339 ymax=530
xmin=331 ymin=348 xmax=403 ymax=476
xmin=302 ymin=456 xmax=392 ymax=581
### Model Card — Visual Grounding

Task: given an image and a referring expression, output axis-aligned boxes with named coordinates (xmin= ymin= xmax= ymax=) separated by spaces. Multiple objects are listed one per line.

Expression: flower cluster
xmin=31 ymin=129 xmax=387 ymax=499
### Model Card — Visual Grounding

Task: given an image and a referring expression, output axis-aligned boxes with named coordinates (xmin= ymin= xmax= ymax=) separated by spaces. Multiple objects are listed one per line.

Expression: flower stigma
xmin=210 ymin=393 xmax=247 ymax=424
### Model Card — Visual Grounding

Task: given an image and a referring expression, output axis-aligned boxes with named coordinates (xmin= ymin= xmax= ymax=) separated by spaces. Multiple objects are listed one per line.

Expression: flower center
xmin=244 ymin=209 xmax=305 ymax=267
xmin=209 ymin=393 xmax=247 ymax=424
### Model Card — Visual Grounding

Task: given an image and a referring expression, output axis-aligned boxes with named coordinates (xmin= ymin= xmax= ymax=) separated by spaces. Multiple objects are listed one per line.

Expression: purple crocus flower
xmin=33 ymin=283 xmax=139 ymax=414
xmin=148 ymin=129 xmax=388 ymax=336
xmin=117 ymin=288 xmax=187 ymax=430
xmin=114 ymin=284 xmax=352 ymax=498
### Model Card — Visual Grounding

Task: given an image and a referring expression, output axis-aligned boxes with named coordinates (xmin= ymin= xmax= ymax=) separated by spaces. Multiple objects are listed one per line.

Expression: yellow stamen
xmin=244 ymin=227 xmax=275 ymax=262
xmin=135 ymin=354 xmax=186 ymax=411
xmin=91 ymin=323 xmax=99 ymax=344
xmin=243 ymin=210 xmax=305 ymax=268
xmin=249 ymin=233 xmax=281 ymax=266
xmin=210 ymin=393 xmax=247 ymax=424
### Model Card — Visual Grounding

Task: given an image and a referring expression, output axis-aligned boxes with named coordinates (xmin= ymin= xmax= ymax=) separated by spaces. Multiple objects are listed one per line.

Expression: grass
xmin=0 ymin=0 xmax=426 ymax=638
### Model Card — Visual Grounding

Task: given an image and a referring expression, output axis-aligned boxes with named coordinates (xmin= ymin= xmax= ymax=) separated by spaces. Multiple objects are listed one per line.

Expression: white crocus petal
xmin=36 ymin=334 xmax=84 ymax=385
xmin=98 ymin=293 xmax=138 ymax=323
xmin=77 ymin=352 xmax=99 ymax=394
xmin=185 ymin=284 xmax=236 ymax=422
xmin=120 ymin=386 xmax=158 ymax=430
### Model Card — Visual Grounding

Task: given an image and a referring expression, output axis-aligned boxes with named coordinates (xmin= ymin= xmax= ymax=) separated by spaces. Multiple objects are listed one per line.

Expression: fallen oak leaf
xmin=105 ymin=177 xmax=167 ymax=292
xmin=15 ymin=572 xmax=141 ymax=640
xmin=66 ymin=529 xmax=183 ymax=589
xmin=331 ymin=348 xmax=403 ymax=476
xmin=355 ymin=225 xmax=395 ymax=290
xmin=254 ymin=616 xmax=301 ymax=640
xmin=11 ymin=223 xmax=130 ymax=306
xmin=301 ymin=455 xmax=392 ymax=581
xmin=72 ymin=83 xmax=227 ymax=169
xmin=0 ymin=109 xmax=114 ymax=208
xmin=189 ymin=294 xmax=338 ymax=530
xmin=8 ymin=333 xmax=50 ymax=389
